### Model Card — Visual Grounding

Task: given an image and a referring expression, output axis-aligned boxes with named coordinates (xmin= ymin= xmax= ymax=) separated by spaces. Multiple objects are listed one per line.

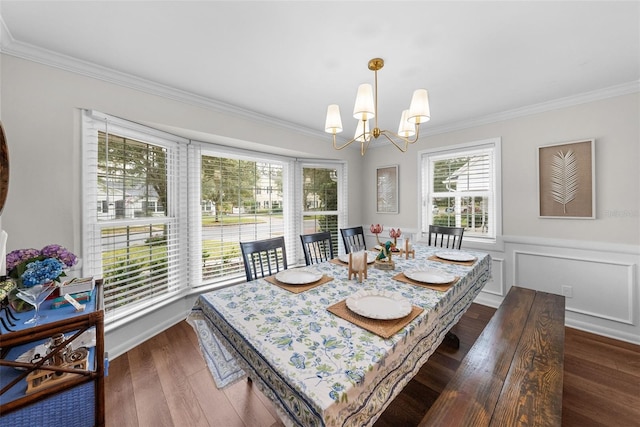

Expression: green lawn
xmin=202 ymin=215 xmax=261 ymax=226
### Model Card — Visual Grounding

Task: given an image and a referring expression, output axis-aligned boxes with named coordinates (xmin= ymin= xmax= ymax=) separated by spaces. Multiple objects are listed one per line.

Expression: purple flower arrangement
xmin=6 ymin=244 xmax=78 ymax=287
xmin=40 ymin=244 xmax=78 ymax=269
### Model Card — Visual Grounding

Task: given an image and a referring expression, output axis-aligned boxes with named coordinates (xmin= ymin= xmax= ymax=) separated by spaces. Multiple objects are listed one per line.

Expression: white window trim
xmin=418 ymin=137 xmax=503 ymax=251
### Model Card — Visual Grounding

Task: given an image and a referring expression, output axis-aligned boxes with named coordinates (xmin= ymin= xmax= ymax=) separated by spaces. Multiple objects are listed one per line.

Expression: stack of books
xmin=51 ymin=277 xmax=95 ymax=309
xmin=62 ymin=276 xmax=94 ymax=295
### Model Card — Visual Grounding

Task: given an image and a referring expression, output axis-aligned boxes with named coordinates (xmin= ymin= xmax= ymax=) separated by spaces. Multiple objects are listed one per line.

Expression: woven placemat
xmin=392 ymin=272 xmax=458 ymax=292
xmin=264 ymin=274 xmax=333 ymax=294
xmin=330 ymin=258 xmax=348 ymax=266
xmin=327 ymin=300 xmax=423 ymax=339
xmin=330 ymin=257 xmax=377 ymax=267
xmin=427 ymin=255 xmax=476 ymax=266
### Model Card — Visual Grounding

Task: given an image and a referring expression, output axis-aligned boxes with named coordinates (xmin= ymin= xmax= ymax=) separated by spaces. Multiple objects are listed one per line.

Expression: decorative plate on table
xmin=338 ymin=251 xmax=377 ymax=264
xmin=435 ymin=251 xmax=476 ymax=262
xmin=346 ymin=289 xmax=412 ymax=320
xmin=404 ymin=268 xmax=455 ymax=284
xmin=275 ymin=269 xmax=323 ymax=285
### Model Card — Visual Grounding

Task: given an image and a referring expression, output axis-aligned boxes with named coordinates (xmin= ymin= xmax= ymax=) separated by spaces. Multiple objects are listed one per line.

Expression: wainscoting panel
xmin=481 ymin=256 xmax=505 ymax=296
xmin=514 ymin=250 xmax=635 ymax=325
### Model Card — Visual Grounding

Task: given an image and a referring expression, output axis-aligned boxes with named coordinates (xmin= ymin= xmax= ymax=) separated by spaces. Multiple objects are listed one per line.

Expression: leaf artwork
xmin=550 ymin=149 xmax=578 ymax=214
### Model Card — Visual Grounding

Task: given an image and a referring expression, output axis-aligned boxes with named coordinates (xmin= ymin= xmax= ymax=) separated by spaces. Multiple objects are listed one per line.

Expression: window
xmin=82 ymin=111 xmax=188 ymax=320
xmin=199 ymin=151 xmax=288 ymax=284
xmin=420 ymin=138 xmax=501 ymax=243
xmin=300 ymin=164 xmax=343 ymax=253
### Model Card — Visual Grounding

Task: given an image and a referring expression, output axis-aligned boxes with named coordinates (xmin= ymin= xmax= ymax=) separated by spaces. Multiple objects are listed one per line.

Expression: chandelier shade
xmin=325 ymin=57 xmax=430 ymax=156
xmin=353 ymin=84 xmax=375 ymax=120
xmin=397 ymin=110 xmax=415 ymax=137
xmin=408 ymin=89 xmax=431 ymax=124
xmin=325 ymin=104 xmax=343 ymax=133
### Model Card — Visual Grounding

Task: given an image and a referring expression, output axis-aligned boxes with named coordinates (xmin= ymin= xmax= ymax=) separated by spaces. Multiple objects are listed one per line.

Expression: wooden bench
xmin=420 ymin=286 xmax=565 ymax=427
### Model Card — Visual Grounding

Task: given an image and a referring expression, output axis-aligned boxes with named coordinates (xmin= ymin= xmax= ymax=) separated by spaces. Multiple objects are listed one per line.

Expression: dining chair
xmin=239 ymin=236 xmax=288 ymax=282
xmin=428 ymin=224 xmax=465 ymax=349
xmin=340 ymin=226 xmax=367 ymax=254
xmin=427 ymin=225 xmax=464 ymax=250
xmin=300 ymin=231 xmax=334 ymax=266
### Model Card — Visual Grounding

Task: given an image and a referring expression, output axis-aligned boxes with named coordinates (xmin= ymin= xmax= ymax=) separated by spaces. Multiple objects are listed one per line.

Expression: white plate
xmin=346 ymin=289 xmax=412 ymax=320
xmin=404 ymin=268 xmax=455 ymax=284
xmin=338 ymin=251 xmax=376 ymax=264
xmin=275 ymin=269 xmax=323 ymax=285
xmin=435 ymin=251 xmax=476 ymax=262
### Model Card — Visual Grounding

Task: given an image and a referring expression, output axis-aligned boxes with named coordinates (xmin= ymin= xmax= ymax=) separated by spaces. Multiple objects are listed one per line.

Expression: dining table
xmin=188 ymin=243 xmax=492 ymax=427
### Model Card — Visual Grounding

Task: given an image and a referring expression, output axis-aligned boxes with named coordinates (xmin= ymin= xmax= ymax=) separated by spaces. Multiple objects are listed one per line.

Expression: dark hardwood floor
xmin=105 ymin=303 xmax=640 ymax=427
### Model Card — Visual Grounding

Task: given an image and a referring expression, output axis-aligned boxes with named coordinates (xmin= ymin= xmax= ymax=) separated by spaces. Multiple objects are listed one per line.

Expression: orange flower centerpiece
xmin=370 ymin=224 xmax=383 ymax=246
xmin=389 ymin=228 xmax=402 ymax=252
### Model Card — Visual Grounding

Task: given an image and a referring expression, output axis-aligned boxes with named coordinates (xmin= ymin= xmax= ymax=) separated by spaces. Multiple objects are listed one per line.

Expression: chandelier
xmin=324 ymin=58 xmax=430 ymax=156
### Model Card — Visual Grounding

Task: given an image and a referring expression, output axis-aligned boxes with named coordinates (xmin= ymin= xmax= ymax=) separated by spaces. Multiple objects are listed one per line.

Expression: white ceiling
xmin=1 ymin=1 xmax=639 ymax=141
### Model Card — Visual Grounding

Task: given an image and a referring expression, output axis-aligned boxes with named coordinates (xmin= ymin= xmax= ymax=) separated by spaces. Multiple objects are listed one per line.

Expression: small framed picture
xmin=538 ymin=139 xmax=595 ymax=219
xmin=376 ymin=165 xmax=398 ymax=214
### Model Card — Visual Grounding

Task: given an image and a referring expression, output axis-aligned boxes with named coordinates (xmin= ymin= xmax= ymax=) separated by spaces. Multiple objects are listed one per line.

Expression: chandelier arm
xmin=332 ymin=132 xmax=371 ymax=151
xmin=379 ymin=131 xmax=409 ymax=153
xmin=378 ymin=124 xmax=421 ymax=150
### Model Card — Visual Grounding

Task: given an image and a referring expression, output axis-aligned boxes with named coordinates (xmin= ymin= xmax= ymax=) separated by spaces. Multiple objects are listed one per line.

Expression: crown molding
xmin=337 ymin=80 xmax=640 ymax=150
xmin=421 ymin=80 xmax=640 ymax=139
xmin=2 ymin=15 xmax=638 ymax=148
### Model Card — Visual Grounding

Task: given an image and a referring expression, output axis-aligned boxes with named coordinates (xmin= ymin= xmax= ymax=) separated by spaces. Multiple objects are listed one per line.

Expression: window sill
xmin=104 ymin=288 xmax=187 ymax=333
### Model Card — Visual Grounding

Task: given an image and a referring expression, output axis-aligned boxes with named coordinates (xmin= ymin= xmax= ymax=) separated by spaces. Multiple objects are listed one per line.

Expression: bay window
xmin=83 ymin=111 xmax=348 ymax=322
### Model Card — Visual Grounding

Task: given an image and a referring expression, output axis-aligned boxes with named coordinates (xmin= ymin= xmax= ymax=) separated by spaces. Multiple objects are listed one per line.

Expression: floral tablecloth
xmin=188 ymin=245 xmax=491 ymax=427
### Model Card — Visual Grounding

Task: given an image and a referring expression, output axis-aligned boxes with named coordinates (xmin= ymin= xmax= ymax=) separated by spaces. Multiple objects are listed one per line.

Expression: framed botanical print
xmin=376 ymin=165 xmax=398 ymax=214
xmin=538 ymin=139 xmax=595 ymax=219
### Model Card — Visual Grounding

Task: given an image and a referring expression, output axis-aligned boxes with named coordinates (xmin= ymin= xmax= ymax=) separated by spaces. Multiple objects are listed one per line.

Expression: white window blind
xmin=198 ymin=147 xmax=294 ymax=284
xmin=421 ymin=138 xmax=500 ymax=242
xmin=82 ymin=111 xmax=189 ymax=319
xmin=297 ymin=161 xmax=347 ymax=260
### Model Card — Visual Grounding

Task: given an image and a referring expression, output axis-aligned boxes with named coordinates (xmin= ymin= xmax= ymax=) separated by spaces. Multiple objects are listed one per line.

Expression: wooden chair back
xmin=340 ymin=226 xmax=367 ymax=253
xmin=240 ymin=236 xmax=287 ymax=281
xmin=427 ymin=225 xmax=464 ymax=250
xmin=300 ymin=232 xmax=334 ymax=266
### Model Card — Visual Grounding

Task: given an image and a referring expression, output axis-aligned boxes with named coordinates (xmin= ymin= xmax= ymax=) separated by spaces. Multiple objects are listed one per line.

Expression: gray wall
xmin=363 ymin=94 xmax=639 ymax=245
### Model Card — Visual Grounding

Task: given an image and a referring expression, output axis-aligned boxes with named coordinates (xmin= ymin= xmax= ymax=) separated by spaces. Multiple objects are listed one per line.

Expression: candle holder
xmin=389 ymin=228 xmax=402 ymax=252
xmin=370 ymin=224 xmax=383 ymax=246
